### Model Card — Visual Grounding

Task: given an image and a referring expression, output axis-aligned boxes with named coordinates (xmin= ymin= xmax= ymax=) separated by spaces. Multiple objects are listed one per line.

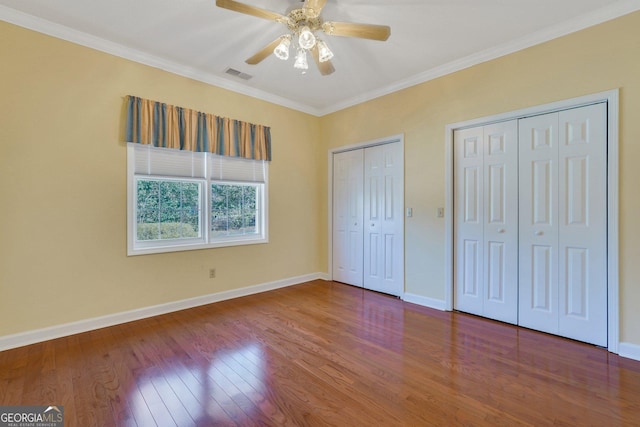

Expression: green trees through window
xmin=136 ymin=180 xmax=201 ymax=241
xmin=135 ymin=179 xmax=259 ymax=242
xmin=211 ymin=184 xmax=258 ymax=237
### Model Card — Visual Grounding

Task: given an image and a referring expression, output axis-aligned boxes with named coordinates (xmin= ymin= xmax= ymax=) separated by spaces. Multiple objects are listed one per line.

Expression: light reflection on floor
xmin=130 ymin=343 xmax=265 ymax=425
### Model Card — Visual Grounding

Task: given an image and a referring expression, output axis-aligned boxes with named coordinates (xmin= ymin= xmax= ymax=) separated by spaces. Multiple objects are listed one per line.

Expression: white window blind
xmin=131 ymin=143 xmax=266 ymax=182
xmin=208 ymin=155 xmax=267 ymax=183
xmin=132 ymin=143 xmax=206 ymax=178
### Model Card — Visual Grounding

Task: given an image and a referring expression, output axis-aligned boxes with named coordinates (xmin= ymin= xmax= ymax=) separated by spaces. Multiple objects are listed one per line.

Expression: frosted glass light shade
xmin=316 ymin=40 xmax=334 ymax=62
xmin=274 ymin=36 xmax=291 ymax=60
xmin=293 ymin=49 xmax=308 ymax=70
xmin=298 ymin=26 xmax=316 ymax=49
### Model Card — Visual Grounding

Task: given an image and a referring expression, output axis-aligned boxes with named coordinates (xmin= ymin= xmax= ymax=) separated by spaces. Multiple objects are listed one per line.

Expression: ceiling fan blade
xmin=245 ymin=37 xmax=282 ymax=65
xmin=311 ymin=45 xmax=335 ymax=76
xmin=303 ymin=0 xmax=327 ymax=16
xmin=322 ymin=21 xmax=391 ymax=41
xmin=216 ymin=0 xmax=288 ymax=23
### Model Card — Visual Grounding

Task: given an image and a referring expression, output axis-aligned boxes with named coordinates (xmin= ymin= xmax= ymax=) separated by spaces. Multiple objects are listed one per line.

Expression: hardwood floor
xmin=1 ymin=280 xmax=639 ymax=426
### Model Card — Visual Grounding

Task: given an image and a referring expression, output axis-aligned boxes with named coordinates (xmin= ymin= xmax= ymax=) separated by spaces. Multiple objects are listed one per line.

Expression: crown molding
xmin=317 ymin=0 xmax=640 ymax=115
xmin=0 ymin=4 xmax=322 ymax=116
xmin=2 ymin=1 xmax=640 ymax=117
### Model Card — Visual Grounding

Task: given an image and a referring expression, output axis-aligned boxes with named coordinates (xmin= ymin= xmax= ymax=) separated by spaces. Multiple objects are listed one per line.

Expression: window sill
xmin=127 ymin=236 xmax=269 ymax=256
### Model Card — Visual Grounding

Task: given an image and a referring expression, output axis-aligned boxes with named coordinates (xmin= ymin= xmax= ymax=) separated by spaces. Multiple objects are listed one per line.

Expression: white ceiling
xmin=1 ymin=0 xmax=639 ymax=115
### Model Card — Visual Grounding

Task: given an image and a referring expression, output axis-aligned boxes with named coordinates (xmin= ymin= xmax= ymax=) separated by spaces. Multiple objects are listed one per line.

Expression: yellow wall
xmin=0 ymin=21 xmax=324 ymax=336
xmin=2 ymin=10 xmax=640 ymax=349
xmin=321 ymin=11 xmax=640 ymax=345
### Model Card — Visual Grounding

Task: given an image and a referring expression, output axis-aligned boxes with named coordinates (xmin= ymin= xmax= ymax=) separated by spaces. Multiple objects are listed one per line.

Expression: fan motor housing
xmin=286 ymin=8 xmax=322 ymax=32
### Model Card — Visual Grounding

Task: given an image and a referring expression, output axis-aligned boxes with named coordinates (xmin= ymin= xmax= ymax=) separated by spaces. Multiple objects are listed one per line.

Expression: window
xmin=211 ymin=183 xmax=259 ymax=238
xmin=136 ymin=178 xmax=203 ymax=242
xmin=127 ymin=144 xmax=268 ymax=255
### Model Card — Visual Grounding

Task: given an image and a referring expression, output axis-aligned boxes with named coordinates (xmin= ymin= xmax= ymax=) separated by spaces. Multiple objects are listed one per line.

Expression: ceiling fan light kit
xmin=216 ymin=0 xmax=390 ymax=76
xmin=316 ymin=39 xmax=334 ymax=62
xmin=298 ymin=26 xmax=317 ymax=49
xmin=274 ymin=35 xmax=292 ymax=60
xmin=294 ymin=49 xmax=309 ymax=71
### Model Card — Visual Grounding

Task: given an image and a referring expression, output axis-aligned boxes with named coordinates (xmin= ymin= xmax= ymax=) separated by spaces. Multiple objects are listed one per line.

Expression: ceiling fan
xmin=216 ymin=0 xmax=391 ymax=75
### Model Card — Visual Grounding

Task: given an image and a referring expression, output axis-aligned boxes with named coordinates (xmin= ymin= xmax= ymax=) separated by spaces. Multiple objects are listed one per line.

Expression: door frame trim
xmin=444 ymin=89 xmax=619 ymax=353
xmin=328 ymin=134 xmax=405 ymax=293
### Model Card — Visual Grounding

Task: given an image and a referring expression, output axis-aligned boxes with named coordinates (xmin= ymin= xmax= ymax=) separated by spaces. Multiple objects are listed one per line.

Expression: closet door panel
xmin=455 ymin=122 xmax=517 ymax=322
xmin=332 ymin=150 xmax=364 ymax=287
xmin=558 ymin=104 xmax=607 ymax=346
xmin=519 ymin=113 xmax=560 ymax=335
xmin=454 ymin=126 xmax=485 ymax=315
xmin=483 ymin=121 xmax=519 ymax=324
xmin=364 ymin=143 xmax=404 ymax=296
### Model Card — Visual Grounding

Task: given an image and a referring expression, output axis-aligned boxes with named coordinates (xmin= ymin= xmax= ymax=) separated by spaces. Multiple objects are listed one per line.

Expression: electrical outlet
xmin=209 ymin=268 xmax=216 ymax=279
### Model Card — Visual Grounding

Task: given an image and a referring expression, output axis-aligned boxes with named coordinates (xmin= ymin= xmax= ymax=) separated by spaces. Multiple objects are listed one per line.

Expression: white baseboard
xmin=403 ymin=293 xmax=447 ymax=311
xmin=618 ymin=342 xmax=640 ymax=362
xmin=403 ymin=295 xmax=640 ymax=361
xmin=0 ymin=272 xmax=325 ymax=352
xmin=317 ymin=272 xmax=330 ymax=281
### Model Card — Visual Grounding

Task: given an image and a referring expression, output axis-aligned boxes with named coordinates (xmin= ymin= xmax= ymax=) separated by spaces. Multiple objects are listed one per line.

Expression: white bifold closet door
xmin=519 ymin=104 xmax=607 ymax=346
xmin=332 ymin=149 xmax=364 ymax=287
xmin=332 ymin=142 xmax=404 ymax=297
xmin=454 ymin=103 xmax=607 ymax=346
xmin=363 ymin=143 xmax=404 ymax=296
xmin=454 ymin=120 xmax=519 ymax=324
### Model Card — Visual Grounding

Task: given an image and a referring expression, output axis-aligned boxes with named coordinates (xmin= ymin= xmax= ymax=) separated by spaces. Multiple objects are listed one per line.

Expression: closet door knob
xmin=535 ymin=230 xmax=544 ymax=236
xmin=498 ymin=229 xmax=506 ymax=233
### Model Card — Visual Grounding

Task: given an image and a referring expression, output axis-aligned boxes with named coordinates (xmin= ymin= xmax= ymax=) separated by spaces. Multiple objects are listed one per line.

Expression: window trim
xmin=127 ymin=145 xmax=269 ymax=256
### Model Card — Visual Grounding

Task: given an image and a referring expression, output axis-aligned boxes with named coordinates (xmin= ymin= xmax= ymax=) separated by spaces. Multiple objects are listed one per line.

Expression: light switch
xmin=437 ymin=207 xmax=444 ymax=218
xmin=406 ymin=208 xmax=413 ymax=218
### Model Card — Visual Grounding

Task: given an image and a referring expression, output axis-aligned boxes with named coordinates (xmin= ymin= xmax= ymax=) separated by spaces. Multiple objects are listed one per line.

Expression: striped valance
xmin=125 ymin=95 xmax=271 ymax=161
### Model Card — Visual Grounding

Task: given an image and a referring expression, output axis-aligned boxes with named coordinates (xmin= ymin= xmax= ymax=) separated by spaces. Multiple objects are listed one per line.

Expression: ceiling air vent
xmin=225 ymin=68 xmax=253 ymax=80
